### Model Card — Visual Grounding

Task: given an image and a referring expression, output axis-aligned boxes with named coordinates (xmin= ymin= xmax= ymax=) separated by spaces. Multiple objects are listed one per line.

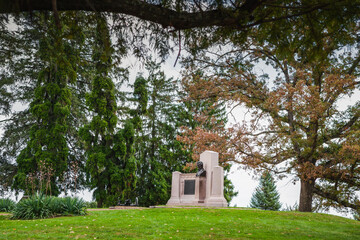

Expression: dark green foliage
xmin=250 ymin=172 xmax=282 ymax=211
xmin=223 ymin=168 xmax=238 ymax=204
xmin=133 ymin=76 xmax=148 ymax=116
xmin=112 ymin=120 xmax=137 ymax=203
xmin=12 ymin=194 xmax=54 ymax=219
xmin=12 ymin=12 xmax=88 ymax=196
xmin=11 ymin=195 xmax=87 ymax=219
xmin=0 ymin=12 xmax=94 ymax=196
xmin=47 ymin=196 xmax=86 ymax=216
xmin=79 ymin=14 xmax=136 ymax=207
xmin=0 ymin=157 xmax=17 ymax=195
xmin=0 ymin=198 xmax=15 ymax=212
xmin=85 ymin=201 xmax=98 ymax=208
xmin=48 ymin=197 xmax=64 ymax=214
xmin=58 ymin=197 xmax=87 ymax=215
xmin=134 ymin=62 xmax=193 ymax=206
xmin=353 ymin=210 xmax=360 ymax=221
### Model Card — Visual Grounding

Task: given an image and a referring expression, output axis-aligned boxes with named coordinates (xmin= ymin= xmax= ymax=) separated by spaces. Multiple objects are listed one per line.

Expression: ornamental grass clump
xmin=12 ymin=195 xmax=87 ymax=219
xmin=12 ymin=194 xmax=53 ymax=219
xmin=48 ymin=196 xmax=64 ymax=214
xmin=61 ymin=197 xmax=87 ymax=215
xmin=0 ymin=198 xmax=15 ymax=212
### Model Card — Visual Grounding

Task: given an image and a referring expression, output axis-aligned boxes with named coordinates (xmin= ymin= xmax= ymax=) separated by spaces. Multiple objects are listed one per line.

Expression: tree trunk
xmin=299 ymin=179 xmax=315 ymax=212
xmin=97 ymin=198 xmax=103 ymax=208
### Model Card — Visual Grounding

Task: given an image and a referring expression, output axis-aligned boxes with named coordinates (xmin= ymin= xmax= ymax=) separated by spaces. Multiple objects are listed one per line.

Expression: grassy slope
xmin=0 ymin=208 xmax=359 ymax=239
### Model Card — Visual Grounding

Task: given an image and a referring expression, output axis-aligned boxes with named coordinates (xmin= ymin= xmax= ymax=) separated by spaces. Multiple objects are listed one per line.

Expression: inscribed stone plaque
xmin=184 ymin=179 xmax=195 ymax=195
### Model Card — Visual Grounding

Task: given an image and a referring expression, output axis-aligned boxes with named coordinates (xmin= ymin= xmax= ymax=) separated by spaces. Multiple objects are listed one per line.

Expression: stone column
xmin=200 ymin=151 xmax=219 ymax=201
xmin=206 ymin=166 xmax=227 ymax=207
xmin=194 ymin=177 xmax=206 ymax=204
xmin=194 ymin=177 xmax=200 ymax=203
xmin=166 ymin=171 xmax=181 ymax=205
xmin=200 ymin=151 xmax=227 ymax=207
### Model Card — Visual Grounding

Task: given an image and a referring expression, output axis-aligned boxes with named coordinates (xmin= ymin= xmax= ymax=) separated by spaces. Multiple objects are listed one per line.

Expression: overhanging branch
xmin=0 ymin=0 xmax=262 ymax=29
xmin=0 ymin=0 xmax=343 ymax=30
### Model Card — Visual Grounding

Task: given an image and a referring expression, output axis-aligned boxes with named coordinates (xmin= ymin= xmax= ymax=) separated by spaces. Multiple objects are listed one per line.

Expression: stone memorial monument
xmin=166 ymin=150 xmax=227 ymax=207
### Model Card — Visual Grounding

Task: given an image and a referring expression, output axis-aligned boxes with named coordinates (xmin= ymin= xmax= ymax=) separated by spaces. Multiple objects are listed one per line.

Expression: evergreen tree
xmin=79 ymin=14 xmax=136 ymax=207
xmin=134 ymin=62 xmax=191 ymax=206
xmin=133 ymin=64 xmax=238 ymax=206
xmin=13 ymin=12 xmax=86 ymax=196
xmin=0 ymin=12 xmax=95 ymax=196
xmin=250 ymin=172 xmax=281 ymax=211
xmin=0 ymin=14 xmax=47 ymax=195
xmin=134 ymin=63 xmax=175 ymax=206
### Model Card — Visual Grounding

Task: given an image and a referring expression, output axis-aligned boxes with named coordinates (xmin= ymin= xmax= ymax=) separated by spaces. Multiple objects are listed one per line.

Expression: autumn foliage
xmin=180 ymin=58 xmax=360 ymax=212
xmin=179 ymin=7 xmax=360 ymax=213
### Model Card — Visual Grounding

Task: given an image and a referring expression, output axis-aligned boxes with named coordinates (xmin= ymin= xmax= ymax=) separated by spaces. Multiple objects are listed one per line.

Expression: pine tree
xmin=250 ymin=172 xmax=281 ymax=211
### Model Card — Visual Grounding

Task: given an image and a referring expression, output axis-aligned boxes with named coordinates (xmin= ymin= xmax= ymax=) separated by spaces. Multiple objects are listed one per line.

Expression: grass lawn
xmin=0 ymin=208 xmax=359 ymax=239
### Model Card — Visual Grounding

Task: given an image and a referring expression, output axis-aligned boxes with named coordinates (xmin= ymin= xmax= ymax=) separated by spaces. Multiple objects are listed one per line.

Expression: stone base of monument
xmin=109 ymin=206 xmax=144 ymax=210
xmin=166 ymin=151 xmax=228 ymax=207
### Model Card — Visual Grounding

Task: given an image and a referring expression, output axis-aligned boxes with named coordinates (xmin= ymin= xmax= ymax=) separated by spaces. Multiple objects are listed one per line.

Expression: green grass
xmin=0 ymin=208 xmax=359 ymax=239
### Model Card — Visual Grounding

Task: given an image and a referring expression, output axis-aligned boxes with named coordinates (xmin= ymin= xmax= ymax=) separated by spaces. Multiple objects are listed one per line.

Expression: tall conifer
xmin=13 ymin=13 xmax=83 ymax=196
xmin=133 ymin=62 xmax=192 ymax=206
xmin=79 ymin=14 xmax=136 ymax=207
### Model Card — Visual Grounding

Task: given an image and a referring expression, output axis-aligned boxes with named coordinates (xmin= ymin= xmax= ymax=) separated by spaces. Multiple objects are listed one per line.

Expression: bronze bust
xmin=196 ymin=161 xmax=206 ymax=177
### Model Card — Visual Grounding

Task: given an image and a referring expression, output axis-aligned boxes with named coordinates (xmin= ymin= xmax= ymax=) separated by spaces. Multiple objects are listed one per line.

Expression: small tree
xmin=353 ymin=210 xmax=360 ymax=221
xmin=250 ymin=172 xmax=281 ymax=211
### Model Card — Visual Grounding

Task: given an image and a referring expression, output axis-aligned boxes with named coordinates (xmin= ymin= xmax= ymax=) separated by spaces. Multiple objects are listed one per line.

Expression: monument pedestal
xmin=194 ymin=177 xmax=206 ymax=203
xmin=166 ymin=171 xmax=181 ymax=205
xmin=166 ymin=150 xmax=227 ymax=207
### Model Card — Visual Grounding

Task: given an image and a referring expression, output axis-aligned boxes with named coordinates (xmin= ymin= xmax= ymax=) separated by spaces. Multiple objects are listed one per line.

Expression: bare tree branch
xmin=348 ymin=53 xmax=360 ymax=75
xmin=313 ymin=185 xmax=359 ymax=210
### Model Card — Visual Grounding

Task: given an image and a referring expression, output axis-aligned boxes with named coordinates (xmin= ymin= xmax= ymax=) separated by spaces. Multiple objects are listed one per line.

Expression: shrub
xmin=61 ymin=197 xmax=87 ymax=215
xmin=48 ymin=197 xmax=64 ymax=214
xmin=12 ymin=195 xmax=87 ymax=219
xmin=353 ymin=210 xmax=360 ymax=221
xmin=85 ymin=201 xmax=97 ymax=208
xmin=12 ymin=194 xmax=54 ymax=219
xmin=0 ymin=198 xmax=15 ymax=212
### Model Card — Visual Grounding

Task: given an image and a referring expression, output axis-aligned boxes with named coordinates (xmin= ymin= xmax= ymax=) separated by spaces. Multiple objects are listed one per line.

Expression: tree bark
xmin=0 ymin=0 xmax=262 ymax=29
xmin=299 ymin=178 xmax=315 ymax=212
xmin=0 ymin=0 xmax=333 ymax=30
xmin=97 ymin=198 xmax=103 ymax=208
